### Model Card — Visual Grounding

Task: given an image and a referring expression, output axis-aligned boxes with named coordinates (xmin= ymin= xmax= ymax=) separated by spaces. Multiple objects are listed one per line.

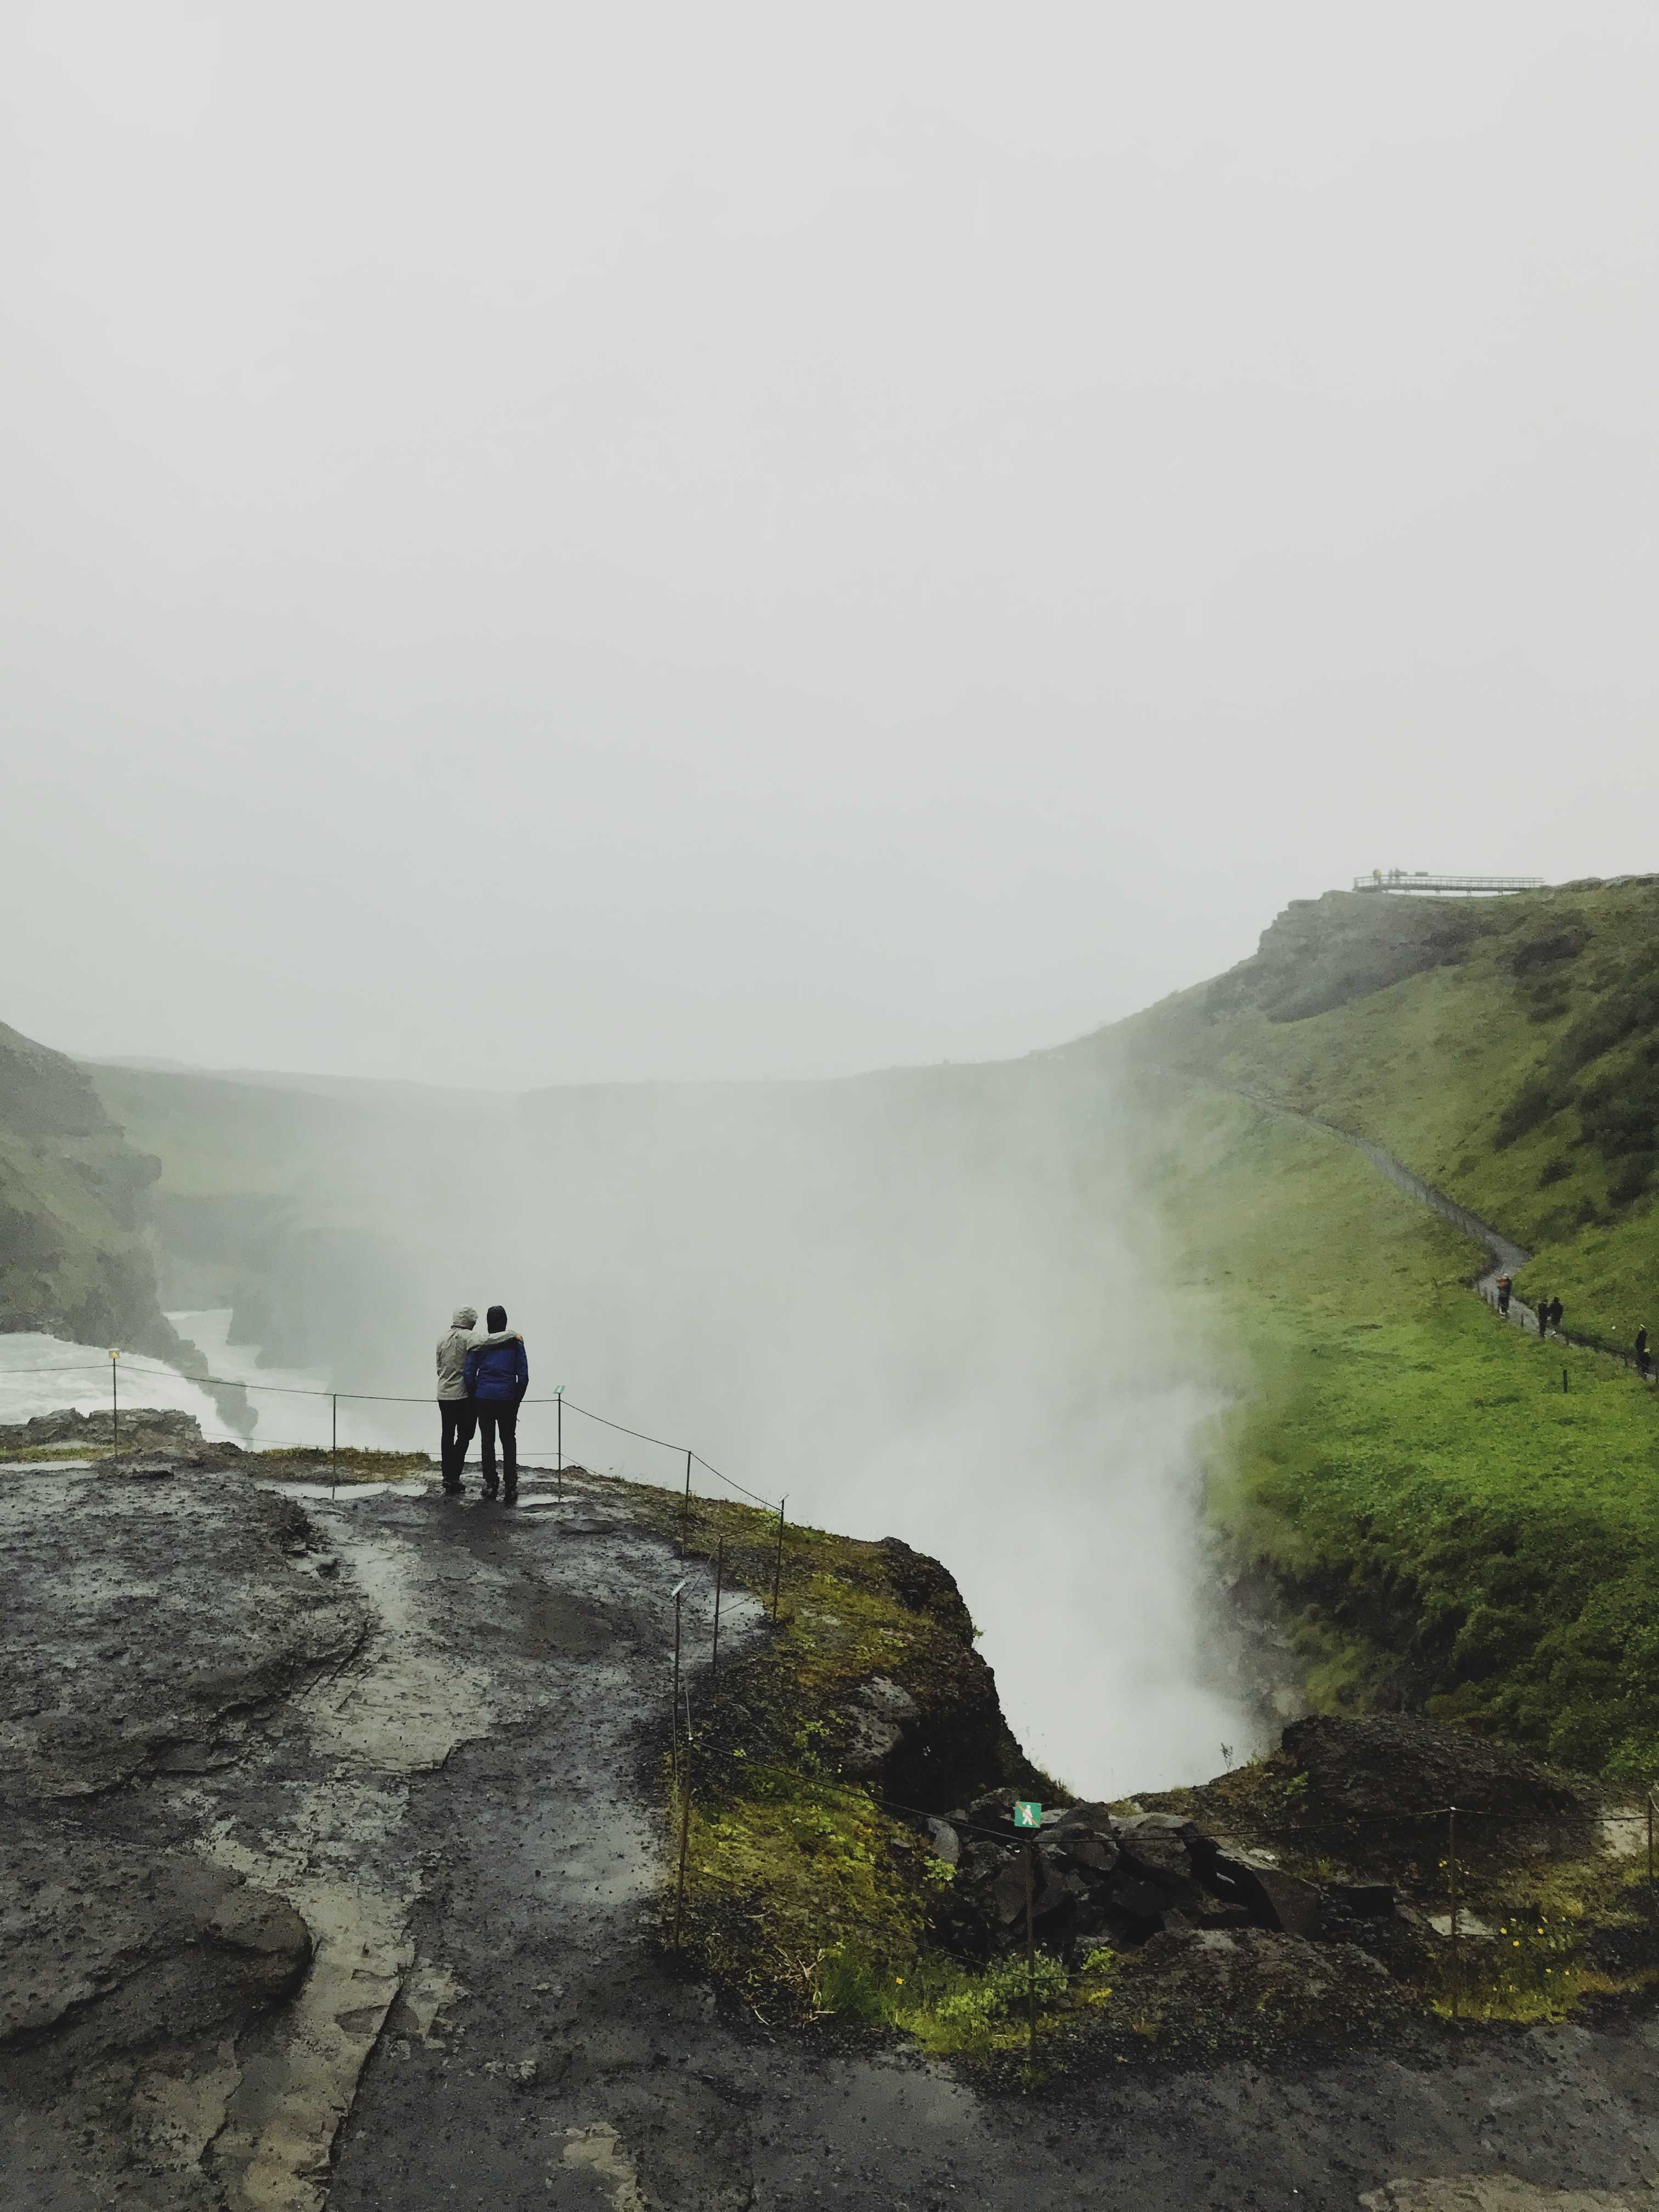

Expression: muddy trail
xmin=7 ymin=1463 xmax=1659 ymax=2211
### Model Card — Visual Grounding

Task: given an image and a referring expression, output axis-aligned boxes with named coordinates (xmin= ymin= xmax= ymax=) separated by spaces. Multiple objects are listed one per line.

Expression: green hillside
xmin=84 ymin=1063 xmax=492 ymax=1384
xmin=1102 ymin=877 xmax=1659 ymax=1348
xmin=39 ymin=876 xmax=1659 ymax=1779
xmin=0 ymin=1022 xmax=181 ymax=1357
xmin=1097 ymin=879 xmax=1659 ymax=1782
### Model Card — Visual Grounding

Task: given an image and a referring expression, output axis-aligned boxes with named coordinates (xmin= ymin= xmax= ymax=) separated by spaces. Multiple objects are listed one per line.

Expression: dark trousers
xmin=477 ymin=1401 xmax=520 ymax=1493
xmin=438 ymin=1400 xmax=477 ymax=1488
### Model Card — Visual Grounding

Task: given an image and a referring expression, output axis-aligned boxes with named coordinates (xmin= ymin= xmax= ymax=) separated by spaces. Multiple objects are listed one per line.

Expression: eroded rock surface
xmin=1362 ymin=2185 xmax=1658 ymax=2210
xmin=8 ymin=1463 xmax=1659 ymax=2212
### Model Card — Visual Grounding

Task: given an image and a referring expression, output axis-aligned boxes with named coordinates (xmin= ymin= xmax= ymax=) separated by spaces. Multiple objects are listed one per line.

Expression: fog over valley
xmin=73 ymin=1046 xmax=1260 ymax=1795
xmin=12 ymin=11 xmax=1659 ymax=2193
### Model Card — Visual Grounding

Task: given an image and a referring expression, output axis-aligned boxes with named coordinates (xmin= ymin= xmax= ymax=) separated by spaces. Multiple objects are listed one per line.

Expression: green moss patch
xmin=622 ymin=1485 xmax=1048 ymax=2039
xmin=249 ymin=1447 xmax=430 ymax=1483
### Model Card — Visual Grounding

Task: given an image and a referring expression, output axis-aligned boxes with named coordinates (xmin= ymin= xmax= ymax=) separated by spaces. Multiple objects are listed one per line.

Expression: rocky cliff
xmin=0 ymin=1018 xmax=185 ymax=1358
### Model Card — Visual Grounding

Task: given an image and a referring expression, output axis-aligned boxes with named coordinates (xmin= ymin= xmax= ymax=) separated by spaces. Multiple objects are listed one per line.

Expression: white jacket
xmin=436 ymin=1307 xmax=479 ymax=1401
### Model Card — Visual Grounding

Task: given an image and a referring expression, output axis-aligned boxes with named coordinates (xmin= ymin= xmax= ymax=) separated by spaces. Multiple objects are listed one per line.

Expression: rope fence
xmin=1 ymin=1351 xmax=785 ymax=1517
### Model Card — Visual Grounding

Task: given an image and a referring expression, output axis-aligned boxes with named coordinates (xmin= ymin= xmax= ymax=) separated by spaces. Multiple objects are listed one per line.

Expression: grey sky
xmin=4 ymin=2 xmax=1655 ymax=1088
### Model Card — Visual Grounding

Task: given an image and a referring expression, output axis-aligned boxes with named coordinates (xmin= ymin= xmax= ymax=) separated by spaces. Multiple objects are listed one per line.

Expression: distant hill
xmin=0 ymin=1019 xmax=182 ymax=1357
xmin=1081 ymin=878 xmax=1659 ymax=1780
xmin=1082 ymin=876 xmax=1659 ymax=1344
xmin=37 ymin=879 xmax=1659 ymax=1774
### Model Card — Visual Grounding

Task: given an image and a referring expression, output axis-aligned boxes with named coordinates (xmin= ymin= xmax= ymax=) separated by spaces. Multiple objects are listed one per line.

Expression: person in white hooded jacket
xmin=435 ymin=1305 xmax=480 ymax=1494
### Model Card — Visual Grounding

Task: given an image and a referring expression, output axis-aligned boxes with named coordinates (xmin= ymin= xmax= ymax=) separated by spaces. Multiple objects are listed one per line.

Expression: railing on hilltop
xmin=1352 ymin=872 xmax=1546 ymax=897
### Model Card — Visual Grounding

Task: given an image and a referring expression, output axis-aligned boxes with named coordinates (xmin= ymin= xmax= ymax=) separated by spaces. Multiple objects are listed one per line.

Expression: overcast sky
xmin=4 ymin=2 xmax=1655 ymax=1088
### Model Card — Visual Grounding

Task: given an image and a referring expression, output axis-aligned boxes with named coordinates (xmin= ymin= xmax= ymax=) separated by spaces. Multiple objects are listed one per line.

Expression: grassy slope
xmin=1104 ymin=881 xmax=1659 ymax=1782
xmin=0 ymin=1022 xmax=180 ymax=1356
xmin=1114 ymin=880 xmax=1659 ymax=1344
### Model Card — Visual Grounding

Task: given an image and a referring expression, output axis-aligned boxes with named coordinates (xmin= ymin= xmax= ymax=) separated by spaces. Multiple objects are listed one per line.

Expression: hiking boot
xmin=480 ymin=1483 xmax=499 ymax=1502
xmin=503 ymin=1489 xmax=518 ymax=1508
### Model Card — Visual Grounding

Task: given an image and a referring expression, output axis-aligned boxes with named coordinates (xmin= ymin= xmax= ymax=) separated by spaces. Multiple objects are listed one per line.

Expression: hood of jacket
xmin=451 ymin=1305 xmax=478 ymax=1329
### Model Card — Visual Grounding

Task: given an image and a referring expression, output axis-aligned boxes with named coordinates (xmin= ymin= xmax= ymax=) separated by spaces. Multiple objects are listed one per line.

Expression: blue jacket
xmin=464 ymin=1333 xmax=528 ymax=1402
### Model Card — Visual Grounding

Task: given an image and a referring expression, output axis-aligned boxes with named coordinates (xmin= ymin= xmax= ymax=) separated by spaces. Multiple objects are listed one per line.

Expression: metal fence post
xmin=674 ymin=1683 xmax=693 ymax=1948
xmin=771 ymin=1497 xmax=786 ymax=1620
xmin=712 ymin=1537 xmax=725 ymax=1686
xmin=556 ymin=1386 xmax=563 ymax=1483
xmin=109 ymin=1349 xmax=119 ymax=1464
xmin=1024 ymin=1843 xmax=1037 ymax=2064
xmin=1448 ymin=1805 xmax=1460 ymax=2022
xmin=331 ymin=1393 xmax=337 ymax=1501
xmin=671 ymin=1579 xmax=686 ymax=1760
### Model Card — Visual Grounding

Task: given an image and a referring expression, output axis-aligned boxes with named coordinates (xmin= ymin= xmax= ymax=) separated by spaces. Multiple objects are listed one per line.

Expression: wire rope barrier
xmin=1 ymin=1348 xmax=785 ymax=1515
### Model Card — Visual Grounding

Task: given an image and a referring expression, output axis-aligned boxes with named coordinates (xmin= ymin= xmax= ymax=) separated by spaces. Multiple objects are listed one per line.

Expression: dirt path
xmin=1223 ymin=1085 xmax=1557 ymax=1330
xmin=10 ymin=1464 xmax=1659 ymax=2209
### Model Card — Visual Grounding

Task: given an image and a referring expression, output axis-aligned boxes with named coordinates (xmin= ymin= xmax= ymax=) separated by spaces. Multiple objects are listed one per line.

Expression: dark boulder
xmin=1231 ymin=1859 xmax=1323 ymax=1939
xmin=1118 ymin=1813 xmax=1203 ymax=1886
xmin=1330 ymin=1882 xmax=1397 ymax=1922
xmin=924 ymin=1818 xmax=960 ymax=1866
xmin=1104 ymin=1876 xmax=1168 ymax=1932
xmin=1065 ymin=1832 xmax=1120 ymax=1876
xmin=836 ymin=1677 xmax=921 ymax=1780
xmin=990 ymin=1856 xmax=1031 ymax=1927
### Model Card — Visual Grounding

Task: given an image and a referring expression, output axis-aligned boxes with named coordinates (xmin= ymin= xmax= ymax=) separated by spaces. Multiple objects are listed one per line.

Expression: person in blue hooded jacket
xmin=464 ymin=1304 xmax=528 ymax=1504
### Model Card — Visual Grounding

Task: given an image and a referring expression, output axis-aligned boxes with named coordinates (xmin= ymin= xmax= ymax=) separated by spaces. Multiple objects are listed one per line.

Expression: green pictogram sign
xmin=1013 ymin=1800 xmax=1042 ymax=1830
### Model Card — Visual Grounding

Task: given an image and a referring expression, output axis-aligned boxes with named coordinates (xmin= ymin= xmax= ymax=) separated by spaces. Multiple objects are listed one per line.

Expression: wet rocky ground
xmin=5 ymin=1460 xmax=1659 ymax=2210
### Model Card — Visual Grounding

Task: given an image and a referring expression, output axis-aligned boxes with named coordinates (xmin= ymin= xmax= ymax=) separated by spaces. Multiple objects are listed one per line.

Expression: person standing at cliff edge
xmin=436 ymin=1305 xmax=479 ymax=1497
xmin=465 ymin=1305 xmax=529 ymax=1505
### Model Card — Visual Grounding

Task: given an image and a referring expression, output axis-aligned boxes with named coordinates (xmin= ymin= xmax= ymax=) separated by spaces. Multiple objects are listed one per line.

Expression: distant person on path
xmin=1549 ymin=1295 xmax=1564 ymax=1336
xmin=1497 ymin=1274 xmax=1512 ymax=1317
xmin=1637 ymin=1325 xmax=1651 ymax=1379
xmin=465 ymin=1304 xmax=528 ymax=1505
xmin=435 ymin=1305 xmax=479 ymax=1496
xmin=1535 ymin=1292 xmax=1550 ymax=1338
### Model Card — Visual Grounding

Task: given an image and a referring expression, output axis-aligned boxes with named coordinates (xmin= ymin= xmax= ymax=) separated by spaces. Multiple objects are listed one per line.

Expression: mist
xmin=5 ymin=3 xmax=1659 ymax=1086
xmin=132 ymin=1046 xmax=1259 ymax=1794
xmin=12 ymin=0 xmax=1654 ymax=1788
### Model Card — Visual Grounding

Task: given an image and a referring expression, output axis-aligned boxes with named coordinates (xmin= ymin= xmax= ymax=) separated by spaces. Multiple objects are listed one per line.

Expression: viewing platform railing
xmin=1352 ymin=872 xmax=1545 ymax=896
